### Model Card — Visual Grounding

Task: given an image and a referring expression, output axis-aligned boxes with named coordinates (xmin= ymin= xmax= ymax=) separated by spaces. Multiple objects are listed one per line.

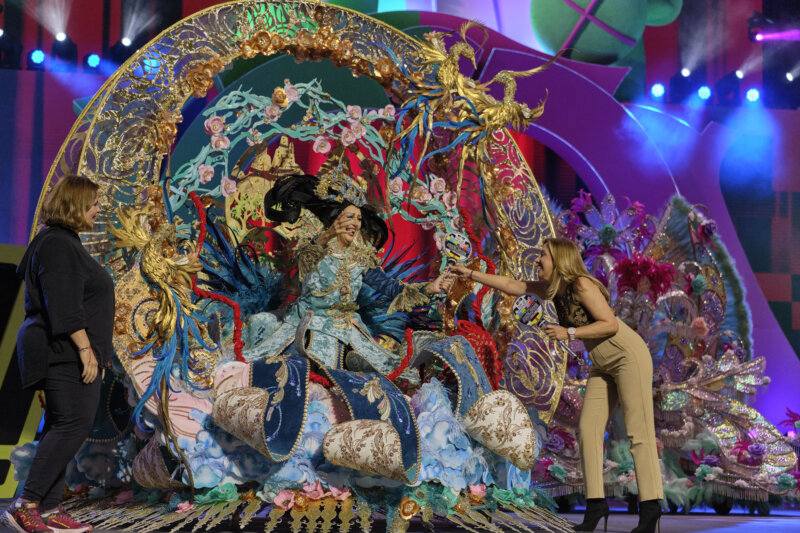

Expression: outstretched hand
xmin=448 ymin=264 xmax=473 ymax=279
xmin=543 ymin=324 xmax=569 ymax=341
xmin=427 ymin=271 xmax=456 ymax=295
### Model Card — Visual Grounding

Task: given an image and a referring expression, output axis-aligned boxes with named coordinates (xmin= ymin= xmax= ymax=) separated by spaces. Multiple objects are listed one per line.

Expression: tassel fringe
xmin=58 ymin=494 xmax=574 ymax=533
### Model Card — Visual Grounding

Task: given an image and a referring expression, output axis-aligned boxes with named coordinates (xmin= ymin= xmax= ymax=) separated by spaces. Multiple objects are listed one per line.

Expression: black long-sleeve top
xmin=15 ymin=225 xmax=115 ymax=389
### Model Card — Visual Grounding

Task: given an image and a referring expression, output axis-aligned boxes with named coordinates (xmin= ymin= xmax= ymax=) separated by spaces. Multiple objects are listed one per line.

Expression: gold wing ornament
xmin=109 ymin=188 xmax=202 ymax=344
xmin=389 ymin=22 xmax=559 ymax=203
xmin=386 ymin=22 xmax=489 ymax=208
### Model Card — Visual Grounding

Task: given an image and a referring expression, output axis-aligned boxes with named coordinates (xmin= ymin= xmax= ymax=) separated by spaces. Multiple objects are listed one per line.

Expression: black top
xmin=553 ymin=282 xmax=593 ymax=328
xmin=15 ymin=225 xmax=115 ymax=389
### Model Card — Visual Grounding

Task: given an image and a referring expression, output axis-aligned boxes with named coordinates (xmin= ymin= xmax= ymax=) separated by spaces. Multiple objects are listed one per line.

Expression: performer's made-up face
xmin=338 ymin=205 xmax=362 ymax=246
xmin=535 ymin=243 xmax=554 ymax=282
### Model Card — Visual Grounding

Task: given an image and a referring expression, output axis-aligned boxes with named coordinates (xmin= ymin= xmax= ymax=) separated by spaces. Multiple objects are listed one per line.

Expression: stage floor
xmin=2 ymin=504 xmax=800 ymax=532
xmin=559 ymin=511 xmax=800 ymax=533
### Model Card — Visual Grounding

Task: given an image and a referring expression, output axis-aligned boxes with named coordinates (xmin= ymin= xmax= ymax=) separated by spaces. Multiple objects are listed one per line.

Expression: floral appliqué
xmin=356 ymin=377 xmax=390 ymax=421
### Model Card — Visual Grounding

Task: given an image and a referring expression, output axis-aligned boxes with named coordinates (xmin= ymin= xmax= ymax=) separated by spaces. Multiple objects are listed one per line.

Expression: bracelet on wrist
xmin=469 ymin=270 xmax=474 ymax=280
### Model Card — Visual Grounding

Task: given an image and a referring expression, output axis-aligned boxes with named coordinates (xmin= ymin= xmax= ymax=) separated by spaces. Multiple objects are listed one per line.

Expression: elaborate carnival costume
xmin=238 ymin=175 xmax=430 ymax=377
xmin=13 ymin=4 xmax=577 ymax=532
xmin=209 ymin=173 xmax=536 ymax=490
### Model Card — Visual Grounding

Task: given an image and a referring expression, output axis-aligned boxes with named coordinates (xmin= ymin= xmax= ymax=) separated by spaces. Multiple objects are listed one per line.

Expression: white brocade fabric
xmin=322 ymin=419 xmax=410 ymax=483
xmin=460 ymin=390 xmax=536 ymax=471
xmin=213 ymin=387 xmax=272 ymax=458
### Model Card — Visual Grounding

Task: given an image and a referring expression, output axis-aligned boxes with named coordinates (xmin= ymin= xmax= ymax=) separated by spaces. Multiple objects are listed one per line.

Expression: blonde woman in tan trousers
xmin=450 ymin=238 xmax=663 ymax=533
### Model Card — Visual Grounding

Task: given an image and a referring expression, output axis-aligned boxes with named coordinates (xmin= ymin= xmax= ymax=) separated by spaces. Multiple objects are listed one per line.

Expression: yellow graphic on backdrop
xmin=0 ymin=244 xmax=43 ymax=498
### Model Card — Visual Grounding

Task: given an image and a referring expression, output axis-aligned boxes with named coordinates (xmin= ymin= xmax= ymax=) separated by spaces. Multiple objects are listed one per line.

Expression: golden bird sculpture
xmin=385 ymin=21 xmax=489 ymax=212
xmin=110 ymin=199 xmax=202 ymax=344
xmin=388 ymin=20 xmax=559 ymax=204
xmin=453 ymin=56 xmax=561 ymax=194
xmin=475 ymin=63 xmax=555 ymax=132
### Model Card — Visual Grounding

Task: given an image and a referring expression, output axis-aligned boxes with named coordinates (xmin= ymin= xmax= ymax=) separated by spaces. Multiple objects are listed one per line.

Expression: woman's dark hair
xmin=264 ymin=174 xmax=388 ymax=249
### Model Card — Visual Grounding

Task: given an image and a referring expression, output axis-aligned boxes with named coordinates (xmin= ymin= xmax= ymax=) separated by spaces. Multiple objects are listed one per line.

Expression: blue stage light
xmin=86 ymin=53 xmax=100 ymax=68
xmin=698 ymin=86 xmax=711 ymax=100
xmin=650 ymin=83 xmax=665 ymax=99
xmin=30 ymin=49 xmax=45 ymax=64
xmin=745 ymin=88 xmax=760 ymax=102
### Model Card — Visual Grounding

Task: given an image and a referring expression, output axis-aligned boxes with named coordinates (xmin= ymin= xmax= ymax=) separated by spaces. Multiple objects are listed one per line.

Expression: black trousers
xmin=22 ymin=360 xmax=101 ymax=509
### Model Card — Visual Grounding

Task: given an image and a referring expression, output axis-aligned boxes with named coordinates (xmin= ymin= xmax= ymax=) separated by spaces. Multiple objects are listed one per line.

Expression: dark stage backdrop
xmin=0 ymin=69 xmax=106 ymax=246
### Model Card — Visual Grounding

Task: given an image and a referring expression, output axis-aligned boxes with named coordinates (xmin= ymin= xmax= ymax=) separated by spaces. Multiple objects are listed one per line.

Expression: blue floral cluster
xmin=177 ymin=390 xmax=333 ymax=490
xmin=410 ymin=379 xmax=494 ymax=490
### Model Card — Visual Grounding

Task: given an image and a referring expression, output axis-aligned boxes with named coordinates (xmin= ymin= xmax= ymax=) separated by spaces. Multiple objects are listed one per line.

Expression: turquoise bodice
xmin=242 ymin=241 xmax=428 ymax=374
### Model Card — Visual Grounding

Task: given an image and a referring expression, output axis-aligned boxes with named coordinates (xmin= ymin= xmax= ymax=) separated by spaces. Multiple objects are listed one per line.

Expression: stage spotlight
xmin=735 ymin=70 xmax=744 ymax=79
xmin=748 ymin=11 xmax=774 ymax=42
xmin=55 ymin=32 xmax=66 ymax=42
xmin=27 ymin=49 xmax=46 ymax=70
xmin=106 ymin=37 xmax=137 ymax=65
xmin=669 ymin=70 xmax=699 ymax=104
xmin=714 ymin=71 xmax=741 ymax=106
xmin=697 ymin=86 xmax=711 ymax=100
xmin=82 ymin=53 xmax=101 ymax=72
xmin=0 ymin=29 xmax=4 ymax=38
xmin=787 ymin=73 xmax=795 ymax=82
xmin=0 ymin=32 xmax=21 ymax=69
xmin=757 ymin=29 xmax=800 ymax=42
xmin=51 ymin=34 xmax=78 ymax=72
xmin=680 ymin=68 xmax=691 ymax=78
xmin=650 ymin=83 xmax=665 ymax=100
xmin=745 ymin=88 xmax=760 ymax=103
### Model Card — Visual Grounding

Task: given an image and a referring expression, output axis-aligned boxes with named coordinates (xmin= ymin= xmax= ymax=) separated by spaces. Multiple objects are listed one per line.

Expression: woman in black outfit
xmin=5 ymin=175 xmax=115 ymax=533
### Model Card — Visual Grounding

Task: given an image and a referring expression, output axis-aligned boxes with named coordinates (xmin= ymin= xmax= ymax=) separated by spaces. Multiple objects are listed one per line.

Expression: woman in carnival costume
xmin=239 ymin=173 xmax=448 ymax=376
xmin=208 ymin=172 xmax=537 ymax=494
xmin=452 ymin=238 xmax=664 ymax=533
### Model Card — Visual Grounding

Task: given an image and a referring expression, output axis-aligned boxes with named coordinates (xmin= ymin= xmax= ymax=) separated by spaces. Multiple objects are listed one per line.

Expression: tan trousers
xmin=579 ymin=319 xmax=664 ymax=501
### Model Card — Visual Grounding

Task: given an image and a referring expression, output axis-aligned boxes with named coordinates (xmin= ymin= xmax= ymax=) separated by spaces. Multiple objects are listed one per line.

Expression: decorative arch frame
xmin=32 ymin=1 xmax=568 ymax=423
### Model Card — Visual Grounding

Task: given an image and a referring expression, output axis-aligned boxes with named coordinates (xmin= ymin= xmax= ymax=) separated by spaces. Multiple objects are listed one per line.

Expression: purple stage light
xmin=757 ymin=29 xmax=800 ymax=41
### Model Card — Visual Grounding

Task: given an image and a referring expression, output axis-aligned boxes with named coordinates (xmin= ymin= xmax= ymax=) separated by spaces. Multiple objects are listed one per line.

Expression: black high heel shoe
xmin=631 ymin=500 xmax=662 ymax=533
xmin=573 ymin=498 xmax=609 ymax=532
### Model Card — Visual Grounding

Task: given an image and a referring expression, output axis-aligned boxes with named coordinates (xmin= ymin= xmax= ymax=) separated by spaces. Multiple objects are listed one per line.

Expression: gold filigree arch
xmin=32 ymin=0 xmax=565 ymax=423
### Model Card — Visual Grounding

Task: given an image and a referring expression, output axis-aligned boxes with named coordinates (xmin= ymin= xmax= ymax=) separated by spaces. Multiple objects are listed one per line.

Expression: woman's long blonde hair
xmin=544 ymin=238 xmax=610 ymax=301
